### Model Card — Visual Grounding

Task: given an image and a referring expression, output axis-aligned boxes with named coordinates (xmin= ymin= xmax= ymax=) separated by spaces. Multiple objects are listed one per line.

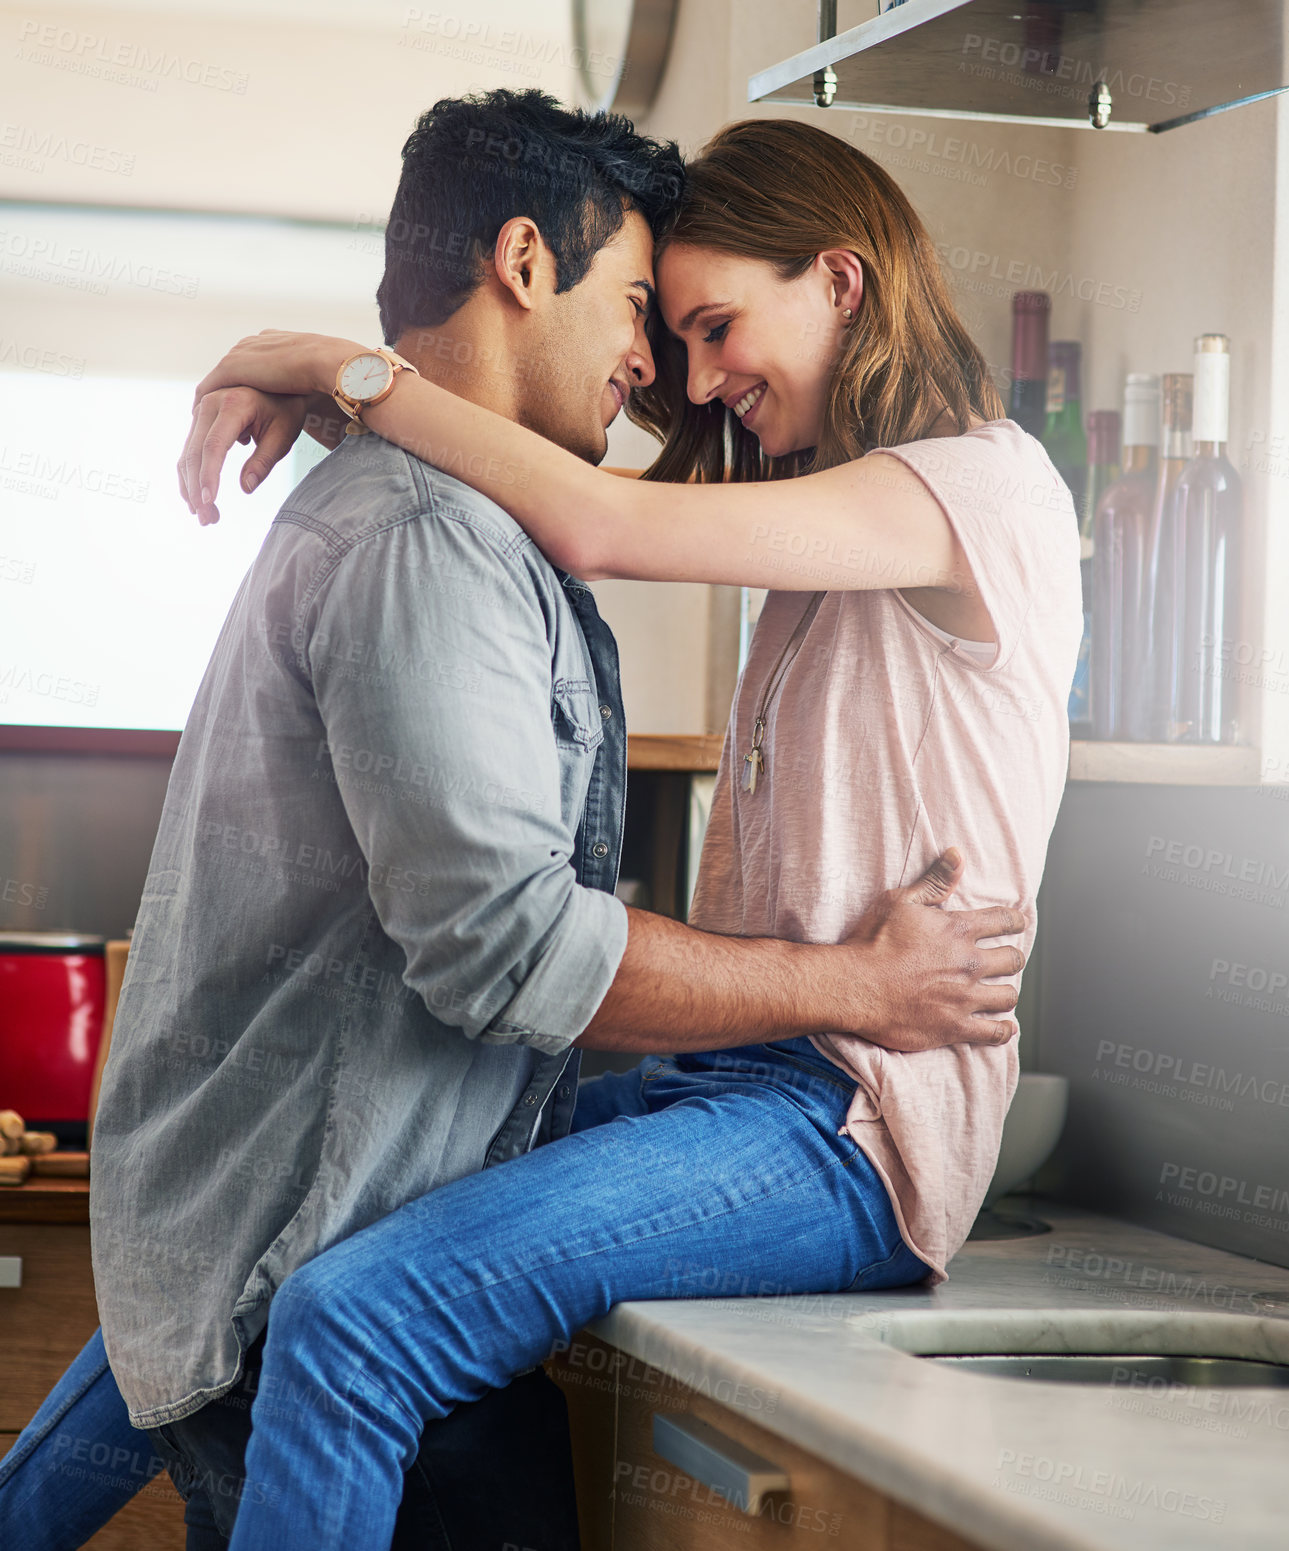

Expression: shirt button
xmin=524 ymin=1094 xmax=537 ymax=1106
xmin=592 ymin=841 xmax=609 ymax=858
xmin=558 ymin=1085 xmax=570 ymax=1099
xmin=599 ymin=704 xmax=613 ymax=720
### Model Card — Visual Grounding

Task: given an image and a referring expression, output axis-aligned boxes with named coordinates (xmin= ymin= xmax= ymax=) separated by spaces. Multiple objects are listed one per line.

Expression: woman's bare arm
xmin=187 ymin=331 xmax=975 ymax=601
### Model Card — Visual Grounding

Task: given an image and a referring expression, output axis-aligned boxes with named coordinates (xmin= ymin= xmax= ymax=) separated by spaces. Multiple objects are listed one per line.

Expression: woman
xmin=4 ymin=118 xmax=1079 ymax=1549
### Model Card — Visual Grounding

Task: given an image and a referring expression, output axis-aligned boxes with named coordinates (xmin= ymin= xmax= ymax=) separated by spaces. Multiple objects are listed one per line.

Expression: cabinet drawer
xmin=612 ymin=1363 xmax=987 ymax=1551
xmin=0 ymin=1221 xmax=187 ymax=1548
xmin=0 ymin=1224 xmax=101 ymax=1431
xmin=614 ymin=1380 xmax=884 ymax=1549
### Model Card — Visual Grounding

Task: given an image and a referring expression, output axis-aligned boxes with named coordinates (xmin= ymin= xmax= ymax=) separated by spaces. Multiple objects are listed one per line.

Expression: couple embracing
xmin=0 ymin=86 xmax=1079 ymax=1551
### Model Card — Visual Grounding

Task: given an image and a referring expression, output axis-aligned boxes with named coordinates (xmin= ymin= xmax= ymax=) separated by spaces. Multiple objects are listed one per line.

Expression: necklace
xmin=740 ymin=592 xmax=824 ymax=794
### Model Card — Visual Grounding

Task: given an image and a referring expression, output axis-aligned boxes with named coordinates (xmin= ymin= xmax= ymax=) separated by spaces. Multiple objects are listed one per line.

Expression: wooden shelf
xmin=626 ymin=733 xmax=723 ymax=772
xmin=1068 ymin=741 xmax=1261 ymax=786
xmin=0 ymin=1175 xmax=90 ymax=1226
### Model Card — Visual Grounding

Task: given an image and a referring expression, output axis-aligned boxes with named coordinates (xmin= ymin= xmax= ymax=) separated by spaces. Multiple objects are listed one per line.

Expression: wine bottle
xmin=1130 ymin=373 xmax=1193 ymax=742
xmin=1084 ymin=408 xmax=1122 ymax=738
xmin=1168 ymin=336 xmax=1242 ymax=744
xmin=1043 ymin=341 xmax=1090 ymax=525
xmin=1091 ymin=379 xmax=1158 ymax=741
xmin=1045 ymin=342 xmax=1090 ymax=729
xmin=1009 ymin=292 xmax=1051 ymax=438
xmin=1085 ymin=410 xmax=1122 ymax=540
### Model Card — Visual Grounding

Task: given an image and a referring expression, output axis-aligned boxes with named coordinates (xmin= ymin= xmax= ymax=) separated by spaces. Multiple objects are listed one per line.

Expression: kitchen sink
xmin=858 ymin=1308 xmax=1289 ymax=1386
xmin=928 ymin=1354 xmax=1289 ymax=1387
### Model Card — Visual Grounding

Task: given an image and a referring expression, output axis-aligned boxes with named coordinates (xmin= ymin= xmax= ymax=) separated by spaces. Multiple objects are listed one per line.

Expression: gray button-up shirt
xmin=90 ymin=433 xmax=629 ymax=1426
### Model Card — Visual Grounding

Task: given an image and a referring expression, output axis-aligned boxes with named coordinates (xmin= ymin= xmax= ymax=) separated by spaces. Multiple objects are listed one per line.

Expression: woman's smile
xmin=728 ymin=381 xmax=767 ymax=425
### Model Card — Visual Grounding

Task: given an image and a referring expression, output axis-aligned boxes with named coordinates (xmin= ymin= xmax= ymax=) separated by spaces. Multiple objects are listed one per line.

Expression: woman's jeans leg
xmin=228 ymin=1044 xmax=927 ymax=1551
xmin=0 ymin=1328 xmax=168 ymax=1551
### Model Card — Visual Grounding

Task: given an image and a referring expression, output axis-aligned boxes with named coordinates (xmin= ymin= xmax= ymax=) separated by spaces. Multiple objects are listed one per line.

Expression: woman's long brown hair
xmin=627 ymin=118 xmax=1006 ymax=484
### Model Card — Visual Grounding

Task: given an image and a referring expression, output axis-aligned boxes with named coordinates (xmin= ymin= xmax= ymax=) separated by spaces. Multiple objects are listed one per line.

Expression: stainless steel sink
xmin=858 ymin=1309 xmax=1289 ymax=1385
xmin=927 ymin=1354 xmax=1289 ymax=1387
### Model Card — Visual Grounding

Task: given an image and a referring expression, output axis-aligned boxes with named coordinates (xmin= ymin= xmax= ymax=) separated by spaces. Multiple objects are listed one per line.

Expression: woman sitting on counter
xmin=1 ymin=111 xmax=1080 ymax=1549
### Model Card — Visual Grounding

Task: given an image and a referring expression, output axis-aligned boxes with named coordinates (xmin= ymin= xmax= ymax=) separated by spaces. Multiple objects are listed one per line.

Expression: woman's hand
xmin=192 ymin=330 xmax=359 ymax=403
xmin=178 ymin=386 xmax=309 ymax=525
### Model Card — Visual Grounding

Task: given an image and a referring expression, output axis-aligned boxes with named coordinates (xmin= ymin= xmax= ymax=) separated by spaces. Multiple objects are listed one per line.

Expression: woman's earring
xmin=842 ymin=307 xmax=854 ymax=320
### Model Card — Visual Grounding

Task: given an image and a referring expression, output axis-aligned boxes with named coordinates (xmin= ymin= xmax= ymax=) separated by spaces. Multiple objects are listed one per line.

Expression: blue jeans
xmin=0 ymin=1331 xmax=580 ymax=1551
xmin=0 ymin=1328 xmax=167 ymax=1549
xmin=227 ymin=1041 xmax=928 ymax=1551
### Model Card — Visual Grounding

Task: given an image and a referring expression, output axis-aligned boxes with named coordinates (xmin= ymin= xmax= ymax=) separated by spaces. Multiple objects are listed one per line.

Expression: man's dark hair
xmin=377 ymin=89 xmax=685 ymax=343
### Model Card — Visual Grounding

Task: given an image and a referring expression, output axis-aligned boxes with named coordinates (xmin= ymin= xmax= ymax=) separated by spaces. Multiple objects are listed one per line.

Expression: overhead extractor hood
xmin=748 ymin=0 xmax=1289 ymax=134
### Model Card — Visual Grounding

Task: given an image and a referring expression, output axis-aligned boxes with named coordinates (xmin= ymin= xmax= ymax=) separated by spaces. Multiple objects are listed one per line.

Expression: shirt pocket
xmin=551 ymin=677 xmax=604 ymax=755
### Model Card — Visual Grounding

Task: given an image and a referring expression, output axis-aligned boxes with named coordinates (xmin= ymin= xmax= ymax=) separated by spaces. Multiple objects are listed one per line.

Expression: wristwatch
xmin=332 ymin=347 xmax=419 ymax=435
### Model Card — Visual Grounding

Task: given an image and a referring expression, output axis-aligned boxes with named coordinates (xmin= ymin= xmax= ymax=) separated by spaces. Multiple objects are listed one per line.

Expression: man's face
xmin=521 ymin=209 xmax=657 ymax=464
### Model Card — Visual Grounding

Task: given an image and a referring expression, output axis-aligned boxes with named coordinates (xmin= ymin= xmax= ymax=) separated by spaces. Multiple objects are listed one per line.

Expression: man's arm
xmin=578 ymin=849 xmax=1025 ymax=1055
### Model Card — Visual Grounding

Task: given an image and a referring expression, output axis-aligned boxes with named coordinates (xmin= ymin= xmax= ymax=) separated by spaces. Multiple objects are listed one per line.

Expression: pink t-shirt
xmin=688 ymin=420 xmax=1082 ymax=1281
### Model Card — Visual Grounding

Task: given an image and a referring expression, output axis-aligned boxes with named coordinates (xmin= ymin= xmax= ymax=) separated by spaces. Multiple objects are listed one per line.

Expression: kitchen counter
xmin=586 ymin=1203 xmax=1289 ymax=1550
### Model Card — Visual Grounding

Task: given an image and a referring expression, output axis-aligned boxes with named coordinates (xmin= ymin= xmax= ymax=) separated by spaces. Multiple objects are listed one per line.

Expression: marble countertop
xmin=589 ymin=1203 xmax=1289 ymax=1550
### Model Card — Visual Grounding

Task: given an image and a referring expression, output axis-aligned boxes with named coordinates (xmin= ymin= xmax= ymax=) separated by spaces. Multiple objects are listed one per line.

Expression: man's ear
xmin=493 ymin=217 xmax=551 ymax=312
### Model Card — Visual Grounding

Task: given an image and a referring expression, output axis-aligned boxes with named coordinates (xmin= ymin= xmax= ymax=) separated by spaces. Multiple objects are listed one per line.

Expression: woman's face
xmin=655 ymin=243 xmax=857 ymax=458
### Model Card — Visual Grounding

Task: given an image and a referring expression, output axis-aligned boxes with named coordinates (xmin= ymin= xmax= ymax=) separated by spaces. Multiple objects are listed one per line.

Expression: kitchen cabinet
xmin=748 ymin=0 xmax=1288 ymax=133
xmin=0 ymin=1183 xmax=186 ymax=1549
xmin=548 ymin=1334 xmax=985 ymax=1550
xmin=547 ymin=1206 xmax=1289 ymax=1551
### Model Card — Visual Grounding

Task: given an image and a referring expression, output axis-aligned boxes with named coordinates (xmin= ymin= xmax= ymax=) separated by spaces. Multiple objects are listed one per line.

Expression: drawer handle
xmin=0 ymin=1256 xmax=21 ymax=1288
xmin=651 ymin=1411 xmax=790 ymax=1515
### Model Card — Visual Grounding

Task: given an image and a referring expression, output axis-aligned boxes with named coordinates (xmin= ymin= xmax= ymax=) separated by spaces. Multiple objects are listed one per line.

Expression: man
xmin=0 ymin=90 xmax=1022 ymax=1550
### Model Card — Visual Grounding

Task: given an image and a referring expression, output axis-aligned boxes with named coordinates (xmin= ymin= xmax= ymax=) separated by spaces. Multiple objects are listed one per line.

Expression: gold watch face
xmin=338 ymin=351 xmax=392 ymax=403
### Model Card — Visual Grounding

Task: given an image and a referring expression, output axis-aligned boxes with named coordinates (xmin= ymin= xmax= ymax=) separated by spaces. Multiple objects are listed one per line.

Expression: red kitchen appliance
xmin=0 ymin=933 xmax=108 ymax=1139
